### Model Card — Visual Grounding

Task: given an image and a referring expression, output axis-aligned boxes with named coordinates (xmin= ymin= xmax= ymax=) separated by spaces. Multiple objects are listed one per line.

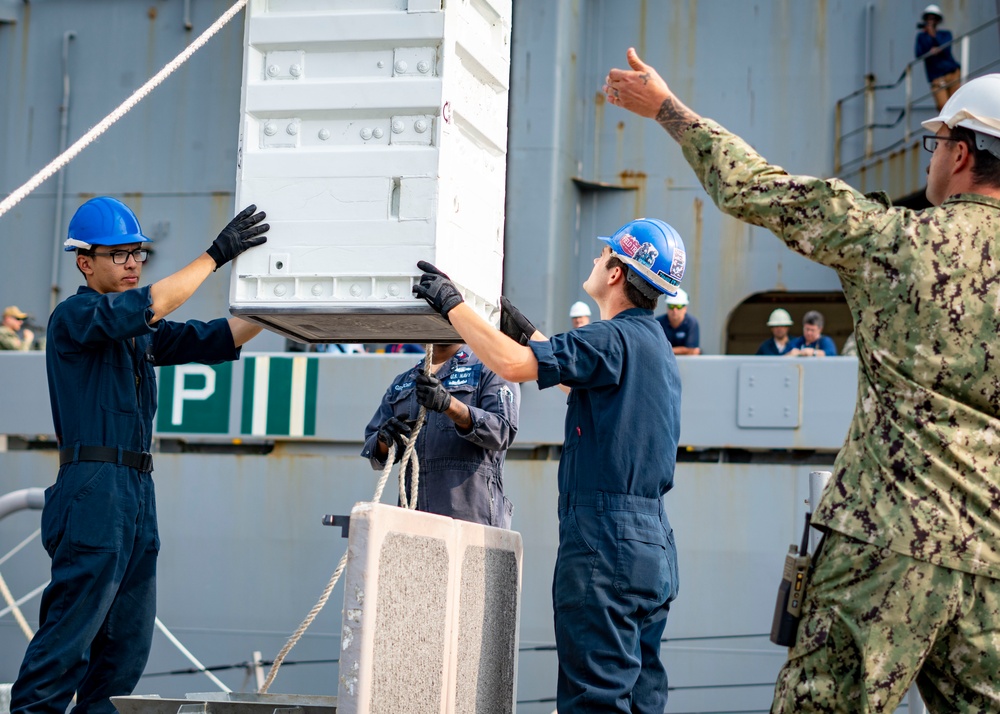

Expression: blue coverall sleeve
xmin=66 ymin=287 xmax=157 ymax=346
xmin=361 ymin=368 xmax=422 ymax=469
xmin=819 ymin=336 xmax=838 ymax=356
xmin=456 ymin=370 xmax=519 ymax=450
xmin=151 ymin=318 xmax=239 ymax=366
xmin=361 ymin=386 xmax=397 ymax=469
xmin=915 ymin=32 xmax=935 ymax=58
xmin=529 ymin=325 xmax=624 ymax=390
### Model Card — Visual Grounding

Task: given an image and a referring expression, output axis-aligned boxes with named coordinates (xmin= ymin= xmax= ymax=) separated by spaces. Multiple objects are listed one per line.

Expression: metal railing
xmin=834 ymin=15 xmax=1000 ymax=177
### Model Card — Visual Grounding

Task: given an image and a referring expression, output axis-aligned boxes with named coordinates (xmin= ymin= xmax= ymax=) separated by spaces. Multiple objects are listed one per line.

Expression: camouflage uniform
xmin=681 ymin=118 xmax=1000 ymax=712
xmin=0 ymin=325 xmax=29 ymax=350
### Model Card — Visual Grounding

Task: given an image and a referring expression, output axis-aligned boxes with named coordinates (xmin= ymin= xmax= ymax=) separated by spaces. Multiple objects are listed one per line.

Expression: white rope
xmin=154 ymin=617 xmax=232 ymax=693
xmin=0 ymin=571 xmax=33 ymax=641
xmin=0 ymin=530 xmax=44 ymax=638
xmin=386 ymin=349 xmax=433 ymax=509
xmin=260 ymin=347 xmax=435 ymax=693
xmin=0 ymin=556 xmax=230 ymax=691
xmin=258 ymin=549 xmax=349 ymax=694
xmin=0 ymin=528 xmax=41 ymax=568
xmin=0 ymin=581 xmax=47 ymax=622
xmin=0 ymin=0 xmax=249 ymax=220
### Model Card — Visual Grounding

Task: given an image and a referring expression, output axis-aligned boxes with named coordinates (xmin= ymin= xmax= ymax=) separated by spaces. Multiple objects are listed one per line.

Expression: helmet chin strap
xmin=625 ymin=268 xmax=662 ymax=301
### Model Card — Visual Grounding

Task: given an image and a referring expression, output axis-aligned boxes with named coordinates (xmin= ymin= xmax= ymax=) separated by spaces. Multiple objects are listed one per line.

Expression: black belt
xmin=59 ymin=446 xmax=154 ymax=473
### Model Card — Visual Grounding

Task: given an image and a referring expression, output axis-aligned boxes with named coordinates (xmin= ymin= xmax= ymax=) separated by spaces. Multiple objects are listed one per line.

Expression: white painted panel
xmin=233 ymin=0 xmax=511 ymax=342
xmin=241 ymin=146 xmax=439 ymax=179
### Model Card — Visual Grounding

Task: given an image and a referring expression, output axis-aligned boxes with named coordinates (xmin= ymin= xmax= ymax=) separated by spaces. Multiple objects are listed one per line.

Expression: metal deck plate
xmin=112 ymin=692 xmax=336 ymax=714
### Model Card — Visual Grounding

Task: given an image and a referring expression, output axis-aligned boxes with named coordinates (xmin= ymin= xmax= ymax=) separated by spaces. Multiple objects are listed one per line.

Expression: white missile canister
xmin=231 ymin=0 xmax=512 ymax=343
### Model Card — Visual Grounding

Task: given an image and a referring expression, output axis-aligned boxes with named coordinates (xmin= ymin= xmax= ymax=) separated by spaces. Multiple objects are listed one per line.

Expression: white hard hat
xmin=922 ymin=4 xmax=943 ymax=20
xmin=922 ymin=74 xmax=1000 ymax=158
xmin=664 ymin=287 xmax=689 ymax=307
xmin=569 ymin=301 xmax=592 ymax=318
xmin=766 ymin=308 xmax=793 ymax=327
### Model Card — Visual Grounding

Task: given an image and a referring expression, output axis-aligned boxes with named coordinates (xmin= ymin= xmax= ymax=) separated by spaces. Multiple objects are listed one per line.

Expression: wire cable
xmin=142 ymin=657 xmax=340 ymax=679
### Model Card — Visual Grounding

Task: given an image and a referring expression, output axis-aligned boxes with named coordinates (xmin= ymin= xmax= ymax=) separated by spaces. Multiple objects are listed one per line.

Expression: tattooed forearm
xmin=655 ymin=96 xmax=699 ymax=142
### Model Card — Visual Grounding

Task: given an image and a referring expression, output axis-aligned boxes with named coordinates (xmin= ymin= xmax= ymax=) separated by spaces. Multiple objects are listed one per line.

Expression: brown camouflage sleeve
xmin=678 ymin=118 xmax=898 ymax=275
xmin=0 ymin=327 xmax=26 ymax=351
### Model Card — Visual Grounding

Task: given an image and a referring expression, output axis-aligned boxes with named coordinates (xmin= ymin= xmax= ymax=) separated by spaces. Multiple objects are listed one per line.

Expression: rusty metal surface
xmin=503 ymin=0 xmax=999 ymax=352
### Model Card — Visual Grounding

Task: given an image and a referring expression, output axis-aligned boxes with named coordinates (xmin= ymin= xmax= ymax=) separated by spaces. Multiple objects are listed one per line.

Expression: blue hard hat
xmin=598 ymin=218 xmax=686 ymax=297
xmin=64 ymin=197 xmax=151 ymax=251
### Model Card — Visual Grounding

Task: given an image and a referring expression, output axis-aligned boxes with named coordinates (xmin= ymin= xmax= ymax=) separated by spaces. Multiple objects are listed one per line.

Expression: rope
xmin=0 ymin=581 xmax=47 ymax=620
xmin=260 ymin=347 xmax=435 ymax=693
xmin=258 ymin=550 xmax=348 ymax=693
xmin=382 ymin=349 xmax=433 ymax=509
xmin=0 ymin=571 xmax=33 ymax=641
xmin=0 ymin=528 xmax=41 ymax=568
xmin=0 ymin=0 xmax=249 ymax=220
xmin=154 ymin=617 xmax=232 ymax=693
xmin=0 ymin=530 xmax=42 ymax=642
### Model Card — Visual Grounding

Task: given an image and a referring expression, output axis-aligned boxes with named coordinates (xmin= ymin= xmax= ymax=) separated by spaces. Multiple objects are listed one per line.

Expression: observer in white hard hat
xmin=915 ymin=5 xmax=961 ymax=111
xmin=921 ymin=4 xmax=943 ymax=21
xmin=657 ymin=287 xmax=700 ymax=355
xmin=766 ymin=308 xmax=793 ymax=327
xmin=663 ymin=287 xmax=688 ymax=307
xmin=569 ymin=300 xmax=592 ymax=328
xmin=757 ymin=308 xmax=795 ymax=356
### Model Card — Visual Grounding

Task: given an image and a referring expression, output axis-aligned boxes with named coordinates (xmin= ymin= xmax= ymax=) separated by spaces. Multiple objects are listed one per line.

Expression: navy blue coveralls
xmin=528 ymin=308 xmax=681 ymax=713
xmin=11 ymin=286 xmax=240 ymax=714
xmin=656 ymin=312 xmax=700 ymax=351
xmin=361 ymin=348 xmax=519 ymax=528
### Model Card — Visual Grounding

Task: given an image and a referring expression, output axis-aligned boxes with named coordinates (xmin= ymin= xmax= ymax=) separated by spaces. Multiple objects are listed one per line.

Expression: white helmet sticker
xmin=669 ymin=248 xmax=686 ymax=282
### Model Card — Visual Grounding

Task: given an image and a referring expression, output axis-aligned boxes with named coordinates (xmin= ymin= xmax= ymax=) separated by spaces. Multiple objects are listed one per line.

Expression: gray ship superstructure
xmin=1 ymin=2 xmax=999 ymax=711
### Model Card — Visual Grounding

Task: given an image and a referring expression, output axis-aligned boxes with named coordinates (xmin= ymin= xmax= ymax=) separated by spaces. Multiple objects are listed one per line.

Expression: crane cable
xmin=0 ymin=0 xmax=249 ymax=221
xmin=260 ymin=347 xmax=434 ymax=693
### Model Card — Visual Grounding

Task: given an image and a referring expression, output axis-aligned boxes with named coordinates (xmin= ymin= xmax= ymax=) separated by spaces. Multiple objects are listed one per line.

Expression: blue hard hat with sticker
xmin=598 ymin=218 xmax=686 ymax=297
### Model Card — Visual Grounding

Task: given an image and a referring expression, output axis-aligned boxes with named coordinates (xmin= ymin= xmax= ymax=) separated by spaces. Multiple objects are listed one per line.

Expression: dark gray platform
xmin=112 ymin=693 xmax=336 ymax=714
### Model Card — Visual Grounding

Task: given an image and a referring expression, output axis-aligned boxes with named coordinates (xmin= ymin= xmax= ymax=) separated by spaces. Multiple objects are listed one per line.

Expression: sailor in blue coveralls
xmin=361 ymin=343 xmax=519 ymax=528
xmin=10 ymin=197 xmax=268 ymax=714
xmin=413 ymin=217 xmax=686 ymax=713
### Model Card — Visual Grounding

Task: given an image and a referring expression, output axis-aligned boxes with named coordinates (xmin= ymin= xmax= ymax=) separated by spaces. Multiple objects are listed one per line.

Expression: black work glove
xmin=412 ymin=261 xmax=464 ymax=320
xmin=376 ymin=416 xmax=413 ymax=461
xmin=499 ymin=296 xmax=537 ymax=346
xmin=415 ymin=373 xmax=452 ymax=413
xmin=206 ymin=204 xmax=269 ymax=270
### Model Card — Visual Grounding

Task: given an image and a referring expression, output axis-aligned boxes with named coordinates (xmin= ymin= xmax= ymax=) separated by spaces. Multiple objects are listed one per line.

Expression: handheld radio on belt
xmin=769 ymin=510 xmax=812 ymax=647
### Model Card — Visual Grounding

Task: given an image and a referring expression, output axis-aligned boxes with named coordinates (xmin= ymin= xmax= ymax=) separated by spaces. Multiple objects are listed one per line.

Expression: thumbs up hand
xmin=603 ymin=47 xmax=672 ymax=119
